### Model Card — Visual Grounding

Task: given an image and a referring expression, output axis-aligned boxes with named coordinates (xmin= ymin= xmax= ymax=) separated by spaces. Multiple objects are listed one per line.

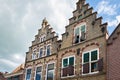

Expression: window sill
xmin=61 ymin=75 xmax=75 ymax=79
xmin=82 ymin=71 xmax=99 ymax=75
xmin=73 ymin=40 xmax=86 ymax=46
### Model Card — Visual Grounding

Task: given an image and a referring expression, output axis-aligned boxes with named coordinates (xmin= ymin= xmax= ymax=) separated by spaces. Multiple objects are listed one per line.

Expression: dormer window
xmin=74 ymin=23 xmax=86 ymax=44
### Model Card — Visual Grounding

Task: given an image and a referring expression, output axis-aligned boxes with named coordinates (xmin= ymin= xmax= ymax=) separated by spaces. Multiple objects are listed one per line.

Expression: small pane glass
xmin=84 ymin=53 xmax=89 ymax=63
xmin=69 ymin=57 xmax=74 ymax=66
xmin=26 ymin=69 xmax=31 ymax=80
xmin=47 ymin=71 xmax=54 ymax=80
xmin=48 ymin=63 xmax=54 ymax=70
xmin=39 ymin=48 xmax=43 ymax=58
xmin=81 ymin=25 xmax=85 ymax=32
xmin=35 ymin=73 xmax=42 ymax=80
xmin=75 ymin=27 xmax=80 ymax=35
xmin=63 ymin=58 xmax=68 ymax=67
xmin=91 ymin=62 xmax=98 ymax=72
xmin=47 ymin=45 xmax=50 ymax=56
xmin=91 ymin=50 xmax=98 ymax=61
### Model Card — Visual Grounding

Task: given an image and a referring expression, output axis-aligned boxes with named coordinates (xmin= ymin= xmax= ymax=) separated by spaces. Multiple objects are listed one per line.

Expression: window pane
xmin=75 ymin=27 xmax=80 ymax=35
xmin=36 ymin=73 xmax=42 ymax=80
xmin=91 ymin=62 xmax=97 ymax=72
xmin=91 ymin=50 xmax=98 ymax=61
xmin=48 ymin=63 xmax=54 ymax=70
xmin=39 ymin=48 xmax=43 ymax=58
xmin=63 ymin=58 xmax=68 ymax=67
xmin=27 ymin=69 xmax=31 ymax=74
xmin=84 ymin=53 xmax=89 ymax=63
xmin=81 ymin=25 xmax=85 ymax=32
xmin=26 ymin=69 xmax=31 ymax=80
xmin=47 ymin=71 xmax=54 ymax=80
xmin=47 ymin=45 xmax=50 ymax=56
xmin=69 ymin=57 xmax=74 ymax=66
xmin=36 ymin=66 xmax=42 ymax=72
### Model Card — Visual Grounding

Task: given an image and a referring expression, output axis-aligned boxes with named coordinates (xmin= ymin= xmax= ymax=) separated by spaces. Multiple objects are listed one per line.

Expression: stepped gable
xmin=32 ymin=18 xmax=58 ymax=46
xmin=61 ymin=0 xmax=108 ymax=49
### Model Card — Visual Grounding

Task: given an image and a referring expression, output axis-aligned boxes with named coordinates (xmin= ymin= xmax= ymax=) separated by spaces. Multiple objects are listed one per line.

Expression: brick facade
xmin=24 ymin=0 xmax=108 ymax=80
xmin=107 ymin=24 xmax=120 ymax=80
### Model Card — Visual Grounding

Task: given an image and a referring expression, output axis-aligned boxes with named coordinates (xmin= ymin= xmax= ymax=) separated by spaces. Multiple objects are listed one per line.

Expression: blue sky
xmin=0 ymin=0 xmax=120 ymax=72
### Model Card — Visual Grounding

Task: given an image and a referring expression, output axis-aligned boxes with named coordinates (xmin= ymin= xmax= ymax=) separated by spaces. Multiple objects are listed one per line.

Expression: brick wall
xmin=107 ymin=30 xmax=120 ymax=80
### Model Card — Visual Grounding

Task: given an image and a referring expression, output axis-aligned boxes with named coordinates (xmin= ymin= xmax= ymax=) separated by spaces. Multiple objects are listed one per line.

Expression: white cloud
xmin=116 ymin=15 xmax=120 ymax=22
xmin=97 ymin=0 xmax=117 ymax=16
xmin=107 ymin=15 xmax=120 ymax=27
xmin=0 ymin=0 xmax=76 ymax=72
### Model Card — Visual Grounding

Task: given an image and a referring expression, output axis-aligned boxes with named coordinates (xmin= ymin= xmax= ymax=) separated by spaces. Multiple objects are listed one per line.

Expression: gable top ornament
xmin=42 ymin=17 xmax=48 ymax=28
xmin=77 ymin=0 xmax=86 ymax=9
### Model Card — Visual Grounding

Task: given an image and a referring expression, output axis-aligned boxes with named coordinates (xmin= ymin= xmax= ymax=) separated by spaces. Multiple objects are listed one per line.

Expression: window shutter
xmin=98 ymin=58 xmax=103 ymax=71
xmin=62 ymin=67 xmax=68 ymax=77
xmin=83 ymin=63 xmax=89 ymax=74
xmin=77 ymin=48 xmax=80 ymax=55
xmin=68 ymin=65 xmax=74 ymax=76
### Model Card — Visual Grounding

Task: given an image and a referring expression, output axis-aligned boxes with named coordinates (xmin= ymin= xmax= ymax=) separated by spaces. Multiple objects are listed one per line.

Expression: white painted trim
xmin=25 ymin=67 xmax=32 ymax=80
xmin=45 ymin=62 xmax=55 ymax=80
xmin=82 ymin=48 xmax=99 ymax=75
xmin=34 ymin=65 xmax=42 ymax=80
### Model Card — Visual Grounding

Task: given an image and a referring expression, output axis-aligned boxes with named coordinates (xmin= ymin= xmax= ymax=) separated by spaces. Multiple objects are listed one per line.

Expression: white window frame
xmin=74 ymin=22 xmax=86 ymax=43
xmin=61 ymin=55 xmax=75 ymax=78
xmin=46 ymin=62 xmax=55 ymax=80
xmin=25 ymin=67 xmax=32 ymax=80
xmin=46 ymin=44 xmax=51 ymax=56
xmin=82 ymin=48 xmax=99 ymax=75
xmin=34 ymin=65 xmax=42 ymax=80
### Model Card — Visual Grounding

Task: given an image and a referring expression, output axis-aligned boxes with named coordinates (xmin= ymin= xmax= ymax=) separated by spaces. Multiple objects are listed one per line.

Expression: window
xmin=74 ymin=24 xmax=86 ymax=44
xmin=82 ymin=49 xmax=102 ymax=74
xmin=26 ymin=69 xmax=31 ymax=80
xmin=62 ymin=56 xmax=74 ymax=77
xmin=32 ymin=49 xmax=37 ymax=60
xmin=13 ymin=76 xmax=19 ymax=80
xmin=40 ymin=35 xmax=46 ymax=42
xmin=46 ymin=63 xmax=54 ymax=80
xmin=35 ymin=66 xmax=42 ymax=80
xmin=39 ymin=48 xmax=43 ymax=58
xmin=7 ymin=78 xmax=12 ymax=80
xmin=46 ymin=45 xmax=51 ymax=56
xmin=32 ymin=53 xmax=36 ymax=60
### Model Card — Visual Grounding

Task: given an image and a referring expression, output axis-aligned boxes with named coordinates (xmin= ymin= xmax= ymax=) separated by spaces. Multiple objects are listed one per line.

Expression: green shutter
xmin=63 ymin=58 xmax=68 ymax=67
xmin=91 ymin=50 xmax=98 ymax=61
xmin=84 ymin=53 xmax=89 ymax=63
xmin=69 ymin=57 xmax=74 ymax=66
